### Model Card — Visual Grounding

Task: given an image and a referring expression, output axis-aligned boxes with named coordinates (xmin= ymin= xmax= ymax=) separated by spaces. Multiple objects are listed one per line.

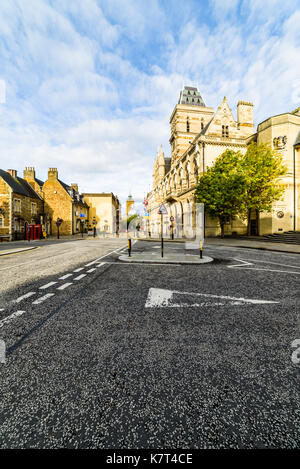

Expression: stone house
xmin=0 ymin=169 xmax=44 ymax=241
xmin=148 ymin=86 xmax=300 ymax=237
xmin=42 ymin=168 xmax=89 ymax=236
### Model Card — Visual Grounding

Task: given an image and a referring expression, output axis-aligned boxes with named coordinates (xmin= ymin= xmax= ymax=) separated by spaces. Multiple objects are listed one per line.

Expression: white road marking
xmin=86 ymin=268 xmax=96 ymax=273
xmin=32 ymin=293 xmax=55 ymax=305
xmin=96 ymin=262 xmax=105 ymax=268
xmin=39 ymin=281 xmax=57 ymax=290
xmin=57 ymin=282 xmax=73 ymax=290
xmin=228 ymin=258 xmax=254 ymax=268
xmin=73 ymin=267 xmax=84 ymax=272
xmin=145 ymin=287 xmax=279 ymax=308
xmin=13 ymin=292 xmax=36 ymax=303
xmin=74 ymin=274 xmax=86 ymax=281
xmin=85 ymin=245 xmax=127 ymax=266
xmin=0 ymin=308 xmax=4 ymax=312
xmin=238 ymin=258 xmax=300 ymax=270
xmin=59 ymin=273 xmax=72 ymax=280
xmin=235 ymin=267 xmax=300 ymax=275
xmin=0 ymin=310 xmax=26 ymax=329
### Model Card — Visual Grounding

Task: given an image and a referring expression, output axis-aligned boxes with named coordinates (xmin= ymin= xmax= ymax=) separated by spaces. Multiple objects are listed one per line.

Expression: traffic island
xmin=119 ymin=252 xmax=213 ymax=264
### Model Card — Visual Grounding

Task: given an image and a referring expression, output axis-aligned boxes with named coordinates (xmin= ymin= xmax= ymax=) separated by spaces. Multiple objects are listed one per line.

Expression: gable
xmin=204 ymin=98 xmax=237 ymax=137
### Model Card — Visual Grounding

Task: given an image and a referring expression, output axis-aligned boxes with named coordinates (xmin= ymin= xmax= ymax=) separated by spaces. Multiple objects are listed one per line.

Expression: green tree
xmin=195 ymin=149 xmax=246 ymax=238
xmin=241 ymin=142 xmax=287 ymax=235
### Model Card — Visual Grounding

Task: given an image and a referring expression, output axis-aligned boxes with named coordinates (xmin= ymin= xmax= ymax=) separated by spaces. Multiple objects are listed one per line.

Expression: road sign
xmin=158 ymin=203 xmax=168 ymax=215
xmin=80 ymin=214 xmax=85 ymax=218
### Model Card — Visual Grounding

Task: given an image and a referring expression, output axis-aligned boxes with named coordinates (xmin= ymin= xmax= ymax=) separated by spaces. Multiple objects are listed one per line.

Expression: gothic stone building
xmin=148 ymin=86 xmax=300 ymax=237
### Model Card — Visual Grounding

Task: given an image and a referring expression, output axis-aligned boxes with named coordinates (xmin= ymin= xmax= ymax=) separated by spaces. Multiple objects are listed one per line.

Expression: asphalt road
xmin=0 ymin=239 xmax=299 ymax=448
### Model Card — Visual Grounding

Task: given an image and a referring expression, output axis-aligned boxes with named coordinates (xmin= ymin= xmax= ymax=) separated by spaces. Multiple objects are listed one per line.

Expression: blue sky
xmin=0 ymin=0 xmax=299 ymax=213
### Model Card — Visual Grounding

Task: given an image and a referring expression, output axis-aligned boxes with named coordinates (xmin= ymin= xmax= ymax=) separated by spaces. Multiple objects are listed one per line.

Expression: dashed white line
xmin=86 ymin=268 xmax=96 ymax=273
xmin=59 ymin=273 xmax=72 ymax=280
xmin=0 ymin=310 xmax=26 ymax=329
xmin=13 ymin=292 xmax=36 ymax=303
xmin=96 ymin=262 xmax=105 ymax=268
xmin=73 ymin=267 xmax=84 ymax=272
xmin=57 ymin=282 xmax=73 ymax=290
xmin=32 ymin=293 xmax=55 ymax=305
xmin=39 ymin=281 xmax=57 ymax=290
xmin=74 ymin=274 xmax=86 ymax=281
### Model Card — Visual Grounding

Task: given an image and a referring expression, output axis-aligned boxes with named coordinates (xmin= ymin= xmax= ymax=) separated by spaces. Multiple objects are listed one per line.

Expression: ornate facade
xmin=148 ymin=86 xmax=300 ymax=237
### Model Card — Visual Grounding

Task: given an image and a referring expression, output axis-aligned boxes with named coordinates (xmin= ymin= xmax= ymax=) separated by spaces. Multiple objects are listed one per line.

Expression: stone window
xmin=186 ymin=119 xmax=190 ymax=133
xmin=14 ymin=198 xmax=21 ymax=213
xmin=31 ymin=202 xmax=37 ymax=215
xmin=201 ymin=119 xmax=204 ymax=130
xmin=222 ymin=125 xmax=229 ymax=137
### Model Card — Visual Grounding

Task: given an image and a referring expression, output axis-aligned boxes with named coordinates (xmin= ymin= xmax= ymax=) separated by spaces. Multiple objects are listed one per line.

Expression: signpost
xmin=158 ymin=203 xmax=168 ymax=257
xmin=170 ymin=215 xmax=174 ymax=240
xmin=197 ymin=203 xmax=205 ymax=259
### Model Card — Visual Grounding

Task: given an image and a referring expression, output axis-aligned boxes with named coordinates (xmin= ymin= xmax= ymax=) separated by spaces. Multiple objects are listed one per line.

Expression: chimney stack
xmin=7 ymin=169 xmax=17 ymax=178
xmin=23 ymin=166 xmax=36 ymax=181
xmin=48 ymin=168 xmax=58 ymax=180
xmin=71 ymin=183 xmax=78 ymax=192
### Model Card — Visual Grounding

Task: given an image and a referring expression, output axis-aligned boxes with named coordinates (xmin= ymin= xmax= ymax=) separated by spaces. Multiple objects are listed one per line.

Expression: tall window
xmin=222 ymin=125 xmax=229 ymax=137
xmin=186 ymin=119 xmax=190 ymax=133
xmin=14 ymin=199 xmax=21 ymax=213
xmin=31 ymin=203 xmax=37 ymax=216
xmin=201 ymin=119 xmax=204 ymax=130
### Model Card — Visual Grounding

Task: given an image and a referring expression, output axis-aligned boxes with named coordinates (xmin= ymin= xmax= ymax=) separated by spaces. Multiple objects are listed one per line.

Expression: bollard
xmin=128 ymin=238 xmax=131 ymax=257
xmin=200 ymin=241 xmax=203 ymax=259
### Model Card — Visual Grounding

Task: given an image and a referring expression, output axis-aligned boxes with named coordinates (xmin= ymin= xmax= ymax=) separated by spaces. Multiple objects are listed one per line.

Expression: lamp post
xmin=56 ymin=218 xmax=63 ymax=239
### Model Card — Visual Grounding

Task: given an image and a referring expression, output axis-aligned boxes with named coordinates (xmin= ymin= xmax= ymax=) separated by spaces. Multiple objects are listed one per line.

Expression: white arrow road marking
xmin=228 ymin=258 xmax=254 ymax=268
xmin=0 ymin=310 xmax=26 ymax=329
xmin=39 ymin=281 xmax=57 ymax=290
xmin=59 ymin=273 xmax=72 ymax=280
xmin=145 ymin=288 xmax=279 ymax=308
xmin=74 ymin=274 xmax=86 ymax=281
xmin=57 ymin=282 xmax=73 ymax=290
xmin=32 ymin=293 xmax=55 ymax=305
xmin=13 ymin=292 xmax=36 ymax=303
xmin=228 ymin=258 xmax=300 ymax=274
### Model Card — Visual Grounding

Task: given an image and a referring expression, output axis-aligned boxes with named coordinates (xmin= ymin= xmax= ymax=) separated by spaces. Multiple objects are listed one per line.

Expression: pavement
xmin=0 ymin=239 xmax=299 ymax=448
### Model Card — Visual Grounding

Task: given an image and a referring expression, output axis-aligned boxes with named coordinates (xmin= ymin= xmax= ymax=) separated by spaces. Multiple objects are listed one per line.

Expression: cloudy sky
xmin=0 ymin=0 xmax=299 ymax=213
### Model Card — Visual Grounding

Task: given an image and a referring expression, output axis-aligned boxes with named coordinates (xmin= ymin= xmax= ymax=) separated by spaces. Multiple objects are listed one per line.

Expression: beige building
xmin=83 ymin=193 xmax=120 ymax=236
xmin=148 ymin=86 xmax=300 ymax=237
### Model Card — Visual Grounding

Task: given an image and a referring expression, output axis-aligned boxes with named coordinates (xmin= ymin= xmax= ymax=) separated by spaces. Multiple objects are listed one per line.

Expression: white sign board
xmin=158 ymin=203 xmax=168 ymax=215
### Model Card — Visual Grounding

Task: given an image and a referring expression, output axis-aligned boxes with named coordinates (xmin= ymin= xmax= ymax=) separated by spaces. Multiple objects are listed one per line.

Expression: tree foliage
xmin=195 ymin=150 xmax=246 ymax=237
xmin=195 ymin=143 xmax=287 ymax=237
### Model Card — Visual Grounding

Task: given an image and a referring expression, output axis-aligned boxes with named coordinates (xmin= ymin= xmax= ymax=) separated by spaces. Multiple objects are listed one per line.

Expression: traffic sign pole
xmin=161 ymin=213 xmax=164 ymax=258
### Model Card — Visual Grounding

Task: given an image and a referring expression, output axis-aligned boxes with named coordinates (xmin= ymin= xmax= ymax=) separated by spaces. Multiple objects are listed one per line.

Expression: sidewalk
xmin=119 ymin=252 xmax=213 ymax=264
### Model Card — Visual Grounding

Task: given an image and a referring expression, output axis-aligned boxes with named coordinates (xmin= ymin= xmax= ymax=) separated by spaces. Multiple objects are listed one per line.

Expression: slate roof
xmin=0 ymin=169 xmax=42 ymax=199
xmin=178 ymin=86 xmax=205 ymax=107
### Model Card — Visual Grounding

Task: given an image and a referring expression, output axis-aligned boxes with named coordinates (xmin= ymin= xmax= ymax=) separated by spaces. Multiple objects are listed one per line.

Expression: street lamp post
xmin=56 ymin=218 xmax=63 ymax=239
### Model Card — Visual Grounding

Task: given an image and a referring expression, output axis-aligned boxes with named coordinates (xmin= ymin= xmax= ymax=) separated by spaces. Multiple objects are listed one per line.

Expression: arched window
xmin=201 ymin=118 xmax=204 ymax=130
xmin=186 ymin=119 xmax=190 ymax=133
